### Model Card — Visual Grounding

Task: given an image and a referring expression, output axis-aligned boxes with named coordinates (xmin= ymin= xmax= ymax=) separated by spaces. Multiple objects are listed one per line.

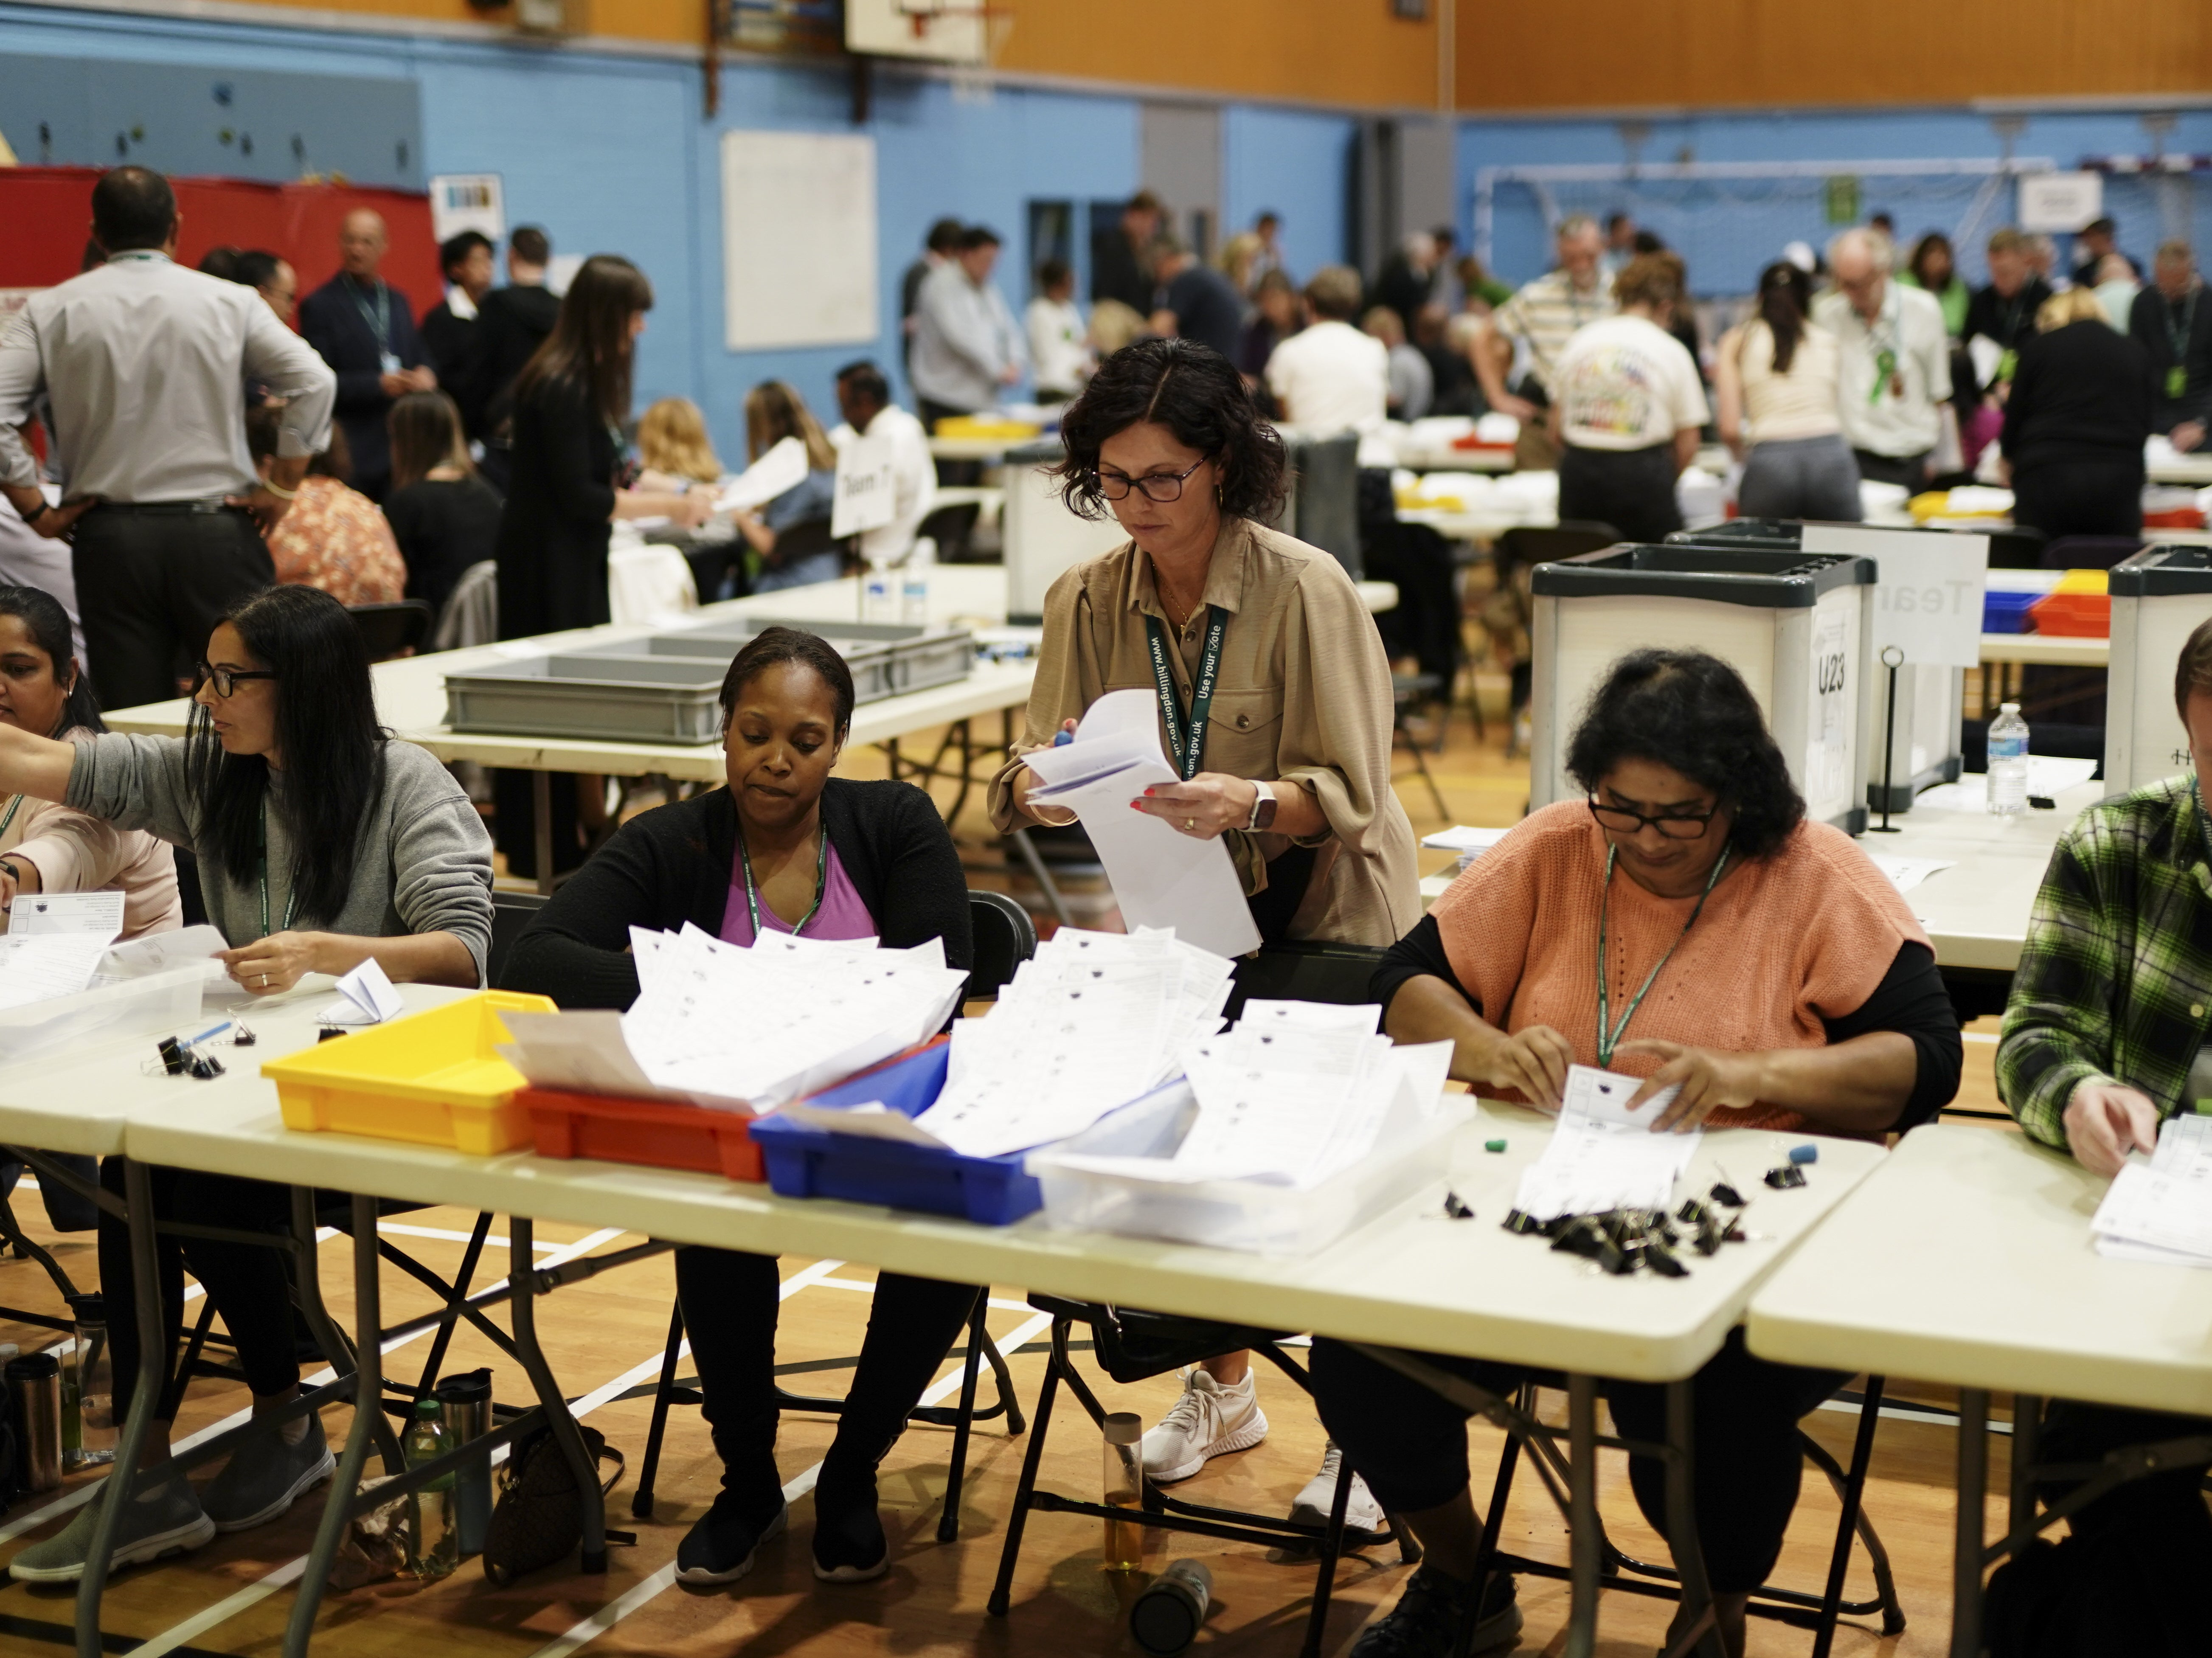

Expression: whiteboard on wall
xmin=721 ymin=130 xmax=878 ymax=351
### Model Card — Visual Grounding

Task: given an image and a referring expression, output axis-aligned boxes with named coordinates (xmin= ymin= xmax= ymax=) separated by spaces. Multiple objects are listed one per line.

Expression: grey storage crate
xmin=2106 ymin=545 xmax=2212 ymax=798
xmin=1529 ymin=545 xmax=1875 ymax=833
xmin=445 ymin=618 xmax=974 ymax=744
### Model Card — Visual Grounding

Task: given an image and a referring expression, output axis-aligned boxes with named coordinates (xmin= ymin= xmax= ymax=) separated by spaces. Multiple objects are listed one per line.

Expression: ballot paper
xmin=714 ymin=436 xmax=811 ymax=515
xmin=1914 ymin=757 xmax=2101 ymax=813
xmin=1419 ymin=825 xmax=1514 ymax=855
xmin=101 ymin=924 xmax=229 ymax=979
xmin=9 ymin=890 xmax=125 ymax=938
xmin=1510 ymin=1064 xmax=1697 ymax=1221
xmin=1020 ymin=689 xmax=1262 ymax=959
xmin=316 ymin=957 xmax=405 ymax=1026
xmin=2091 ymin=1115 xmax=2212 ymax=1265
xmin=0 ymin=933 xmax=116 ymax=1011
xmin=910 ymin=927 xmax=1234 ymax=1158
xmin=1863 ymin=853 xmax=1957 ymax=895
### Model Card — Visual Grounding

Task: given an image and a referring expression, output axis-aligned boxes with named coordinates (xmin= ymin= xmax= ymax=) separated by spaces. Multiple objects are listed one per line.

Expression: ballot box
xmin=2105 ymin=545 xmax=2212 ymax=798
xmin=1529 ymin=543 xmax=1875 ymax=833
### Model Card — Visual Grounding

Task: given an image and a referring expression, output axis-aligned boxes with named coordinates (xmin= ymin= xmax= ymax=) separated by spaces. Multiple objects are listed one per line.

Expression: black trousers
xmin=1557 ymin=444 xmax=1684 ymax=545
xmin=1850 ymin=448 xmax=1934 ymax=491
xmin=2011 ymin=457 xmax=2145 ymax=541
xmin=917 ymin=398 xmax=981 ymax=488
xmin=673 ymin=1247 xmax=978 ymax=1498
xmin=0 ymin=1151 xmax=99 ymax=1231
xmin=1311 ymin=1330 xmax=1845 ymax=1594
xmin=98 ymin=1159 xmax=300 ymax=1425
xmin=72 ymin=506 xmax=275 ymax=713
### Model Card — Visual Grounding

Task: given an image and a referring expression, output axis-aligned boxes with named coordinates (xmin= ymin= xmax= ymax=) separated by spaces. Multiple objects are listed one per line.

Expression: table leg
xmin=507 ymin=1216 xmax=606 ymax=1572
xmin=532 ymin=771 xmax=555 ymax=898
xmin=1008 ymin=827 xmax=1073 ymax=927
xmin=2007 ymin=1392 xmax=2042 ymax=1554
xmin=73 ymin=1160 xmax=167 ymax=1658
xmin=1565 ymin=1373 xmax=1600 ymax=1658
xmin=1662 ymin=1378 xmax=1725 ymax=1658
xmin=885 ymin=736 xmax=902 ymax=786
xmin=1949 ymin=1387 xmax=1990 ymax=1658
xmin=284 ymin=1194 xmax=384 ymax=1658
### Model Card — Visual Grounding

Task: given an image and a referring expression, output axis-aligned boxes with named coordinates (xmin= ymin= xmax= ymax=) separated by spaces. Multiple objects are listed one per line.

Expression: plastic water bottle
xmin=403 ymin=1396 xmax=459 ymax=1580
xmin=1987 ymin=702 xmax=2030 ymax=817
xmin=899 ymin=568 xmax=930 ymax=627
xmin=862 ymin=566 xmax=898 ymax=624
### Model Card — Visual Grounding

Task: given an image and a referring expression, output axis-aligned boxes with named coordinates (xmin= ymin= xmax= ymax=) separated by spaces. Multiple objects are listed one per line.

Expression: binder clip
xmin=1442 ymin=1191 xmax=1476 ymax=1220
xmin=231 ymin=1022 xmax=257 ymax=1048
xmin=1708 ymin=1180 xmax=1748 ymax=1208
xmin=1764 ymin=1164 xmax=1807 ymax=1190
xmin=152 ymin=1035 xmax=224 ymax=1079
xmin=1501 ymin=1208 xmax=1543 ymax=1235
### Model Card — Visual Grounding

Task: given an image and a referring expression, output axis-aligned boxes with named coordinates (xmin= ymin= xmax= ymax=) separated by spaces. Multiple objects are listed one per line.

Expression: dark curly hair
xmin=1051 ymin=337 xmax=1287 ymax=523
xmin=1565 ymin=649 xmax=1805 ymax=860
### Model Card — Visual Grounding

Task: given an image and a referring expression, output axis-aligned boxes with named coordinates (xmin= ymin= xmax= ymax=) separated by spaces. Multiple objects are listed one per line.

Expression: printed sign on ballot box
xmin=1802 ymin=524 xmax=1987 ymax=668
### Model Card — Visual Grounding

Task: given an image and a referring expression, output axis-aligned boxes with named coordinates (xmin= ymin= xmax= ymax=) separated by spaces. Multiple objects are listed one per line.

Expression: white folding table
xmin=1745 ymin=1124 xmax=2212 ymax=1658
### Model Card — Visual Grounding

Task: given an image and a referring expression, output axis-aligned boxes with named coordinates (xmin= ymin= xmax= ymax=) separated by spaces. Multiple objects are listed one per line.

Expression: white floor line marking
xmin=112 ymin=1258 xmax=842 ymax=1652
xmin=523 ymin=1306 xmax=1056 ymax=1658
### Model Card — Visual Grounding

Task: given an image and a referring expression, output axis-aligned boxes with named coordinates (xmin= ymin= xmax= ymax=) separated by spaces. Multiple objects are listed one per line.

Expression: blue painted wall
xmin=1460 ymin=107 xmax=2212 ymax=296
xmin=1225 ymin=106 xmax=1355 ymax=276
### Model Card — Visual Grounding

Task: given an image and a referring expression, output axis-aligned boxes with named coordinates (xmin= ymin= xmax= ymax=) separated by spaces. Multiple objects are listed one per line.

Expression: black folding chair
xmin=965 ymin=888 xmax=1037 ymax=1003
xmin=1494 ymin=522 xmax=1619 ymax=753
xmin=347 ymin=600 xmax=436 ymax=661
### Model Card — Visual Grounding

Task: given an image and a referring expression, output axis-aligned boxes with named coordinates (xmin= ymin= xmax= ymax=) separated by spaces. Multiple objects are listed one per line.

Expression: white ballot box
xmin=1002 ymin=437 xmax=1128 ymax=622
xmin=2106 ymin=545 xmax=2212 ymax=798
xmin=1528 ymin=543 xmax=1876 ymax=833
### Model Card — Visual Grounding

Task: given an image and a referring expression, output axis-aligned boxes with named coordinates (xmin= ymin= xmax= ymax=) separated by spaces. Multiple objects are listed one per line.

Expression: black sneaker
xmin=675 ymin=1488 xmax=788 ymax=1587
xmin=1349 ymin=1566 xmax=1521 ymax=1657
xmin=810 ymin=1470 xmax=889 ymax=1583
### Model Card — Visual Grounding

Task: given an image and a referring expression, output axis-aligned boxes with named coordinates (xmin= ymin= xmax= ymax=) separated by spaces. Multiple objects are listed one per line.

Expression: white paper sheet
xmin=101 ymin=924 xmax=229 ymax=979
xmin=8 ymin=890 xmax=124 ymax=939
xmin=1020 ymin=689 xmax=1261 ymax=959
xmin=1863 ymin=853 xmax=1958 ymax=894
xmin=2090 ymin=1114 xmax=2212 ymax=1264
xmin=1510 ymin=1064 xmax=1697 ymax=1220
xmin=0 ymin=933 xmax=115 ymax=1011
xmin=1419 ymin=825 xmax=1515 ymax=854
xmin=316 ymin=957 xmax=404 ymax=1026
xmin=714 ymin=436 xmax=811 ymax=514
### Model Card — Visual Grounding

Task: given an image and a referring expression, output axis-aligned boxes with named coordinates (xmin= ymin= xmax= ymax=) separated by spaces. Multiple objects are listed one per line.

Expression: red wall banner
xmin=0 ymin=166 xmax=442 ymax=320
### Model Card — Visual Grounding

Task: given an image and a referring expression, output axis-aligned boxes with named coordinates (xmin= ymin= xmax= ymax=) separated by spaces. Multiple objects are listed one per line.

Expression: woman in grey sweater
xmin=0 ymin=584 xmax=494 ymax=1584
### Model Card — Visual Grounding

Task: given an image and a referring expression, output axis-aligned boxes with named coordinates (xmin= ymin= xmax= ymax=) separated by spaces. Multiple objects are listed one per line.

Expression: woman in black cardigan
xmin=503 ymin=627 xmax=975 ymax=1591
xmin=2000 ymin=287 xmax=2155 ymax=542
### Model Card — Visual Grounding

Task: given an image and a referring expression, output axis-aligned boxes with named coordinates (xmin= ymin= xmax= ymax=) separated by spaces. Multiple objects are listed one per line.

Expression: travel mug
xmin=433 ymin=1368 xmax=494 ymax=1555
xmin=1130 ymin=1558 xmax=1214 ymax=1655
xmin=7 ymin=1351 xmax=64 ymax=1494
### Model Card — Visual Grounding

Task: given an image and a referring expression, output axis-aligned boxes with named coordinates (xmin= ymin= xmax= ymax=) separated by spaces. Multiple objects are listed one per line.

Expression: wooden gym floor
xmin=2 ymin=687 xmax=2027 ymax=1658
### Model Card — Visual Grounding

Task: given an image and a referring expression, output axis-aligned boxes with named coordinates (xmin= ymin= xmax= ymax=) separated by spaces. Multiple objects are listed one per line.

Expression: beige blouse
xmin=987 ymin=516 xmax=1418 ymax=946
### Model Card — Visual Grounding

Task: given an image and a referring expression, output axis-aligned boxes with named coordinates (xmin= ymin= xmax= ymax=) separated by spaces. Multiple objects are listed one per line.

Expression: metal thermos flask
xmin=7 ymin=1351 xmax=64 ymax=1494
xmin=433 ymin=1368 xmax=494 ymax=1555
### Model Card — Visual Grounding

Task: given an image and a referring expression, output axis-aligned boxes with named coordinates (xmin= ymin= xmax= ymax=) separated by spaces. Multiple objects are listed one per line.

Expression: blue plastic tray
xmin=748 ymin=1042 xmax=1043 ymax=1225
xmin=1983 ymin=590 xmax=2039 ymax=634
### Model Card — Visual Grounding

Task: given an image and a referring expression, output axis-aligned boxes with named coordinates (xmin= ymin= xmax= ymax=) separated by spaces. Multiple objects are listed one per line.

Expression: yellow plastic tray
xmin=264 ymin=991 xmax=557 ymax=1155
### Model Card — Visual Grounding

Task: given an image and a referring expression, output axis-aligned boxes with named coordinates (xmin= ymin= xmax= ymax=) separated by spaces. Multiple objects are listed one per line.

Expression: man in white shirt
xmin=0 ymin=166 xmax=335 ymax=711
xmin=1265 ymin=265 xmax=1389 ymax=436
xmin=830 ymin=361 xmax=936 ymax=568
xmin=1024 ymin=258 xmax=1091 ymax=404
xmin=1813 ymin=226 xmax=1953 ymax=489
xmin=910 ymin=225 xmax=1028 ymax=428
xmin=1549 ymin=255 xmax=1709 ymax=543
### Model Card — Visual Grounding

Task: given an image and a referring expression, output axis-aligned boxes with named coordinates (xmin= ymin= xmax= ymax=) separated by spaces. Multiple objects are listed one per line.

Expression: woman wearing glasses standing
xmin=1306 ymin=649 xmax=1962 ymax=1658
xmin=989 ymin=336 xmax=1418 ymax=1547
xmin=0 ymin=583 xmax=493 ymax=1585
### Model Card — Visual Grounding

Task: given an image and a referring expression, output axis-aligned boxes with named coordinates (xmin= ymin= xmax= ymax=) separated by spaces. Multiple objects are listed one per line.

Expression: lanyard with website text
xmin=1143 ymin=606 xmax=1228 ymax=782
xmin=737 ymin=823 xmax=828 ymax=940
xmin=2165 ymin=290 xmax=2199 ymax=402
xmin=0 ymin=795 xmax=22 ymax=843
xmin=1593 ymin=843 xmax=1731 ymax=1068
xmin=257 ymin=801 xmax=299 ymax=941
xmin=347 ymin=277 xmax=393 ymax=356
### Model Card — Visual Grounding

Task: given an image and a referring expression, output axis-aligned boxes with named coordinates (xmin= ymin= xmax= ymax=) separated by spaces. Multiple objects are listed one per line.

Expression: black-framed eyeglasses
xmin=1586 ymin=795 xmax=1720 ymax=840
xmin=194 ymin=661 xmax=278 ymax=699
xmin=1094 ymin=457 xmax=1208 ymax=503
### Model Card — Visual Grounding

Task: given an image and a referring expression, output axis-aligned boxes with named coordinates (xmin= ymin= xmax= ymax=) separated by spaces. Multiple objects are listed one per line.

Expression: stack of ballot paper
xmin=1018 ymin=690 xmax=1262 ymax=959
xmin=0 ymin=891 xmax=134 ymax=1010
xmin=1512 ymin=1065 xmax=1698 ymax=1221
xmin=497 ymin=925 xmax=969 ymax=1112
xmin=2091 ymin=1115 xmax=2212 ymax=1267
xmin=908 ymin=927 xmax=1235 ymax=1158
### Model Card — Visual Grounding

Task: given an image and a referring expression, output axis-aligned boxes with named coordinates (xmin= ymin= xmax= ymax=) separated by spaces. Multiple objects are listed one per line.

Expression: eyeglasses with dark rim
xmin=193 ymin=661 xmax=278 ymax=699
xmin=1585 ymin=795 xmax=1720 ymax=840
xmin=1093 ymin=457 xmax=1209 ymax=503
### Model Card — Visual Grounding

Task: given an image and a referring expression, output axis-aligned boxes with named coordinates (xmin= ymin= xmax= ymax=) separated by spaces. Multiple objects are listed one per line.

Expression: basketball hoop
xmin=850 ymin=0 xmax=1012 ymax=92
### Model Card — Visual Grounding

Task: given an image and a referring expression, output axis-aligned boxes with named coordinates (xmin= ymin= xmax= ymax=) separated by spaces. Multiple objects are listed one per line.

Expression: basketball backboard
xmin=845 ymin=0 xmax=992 ymax=65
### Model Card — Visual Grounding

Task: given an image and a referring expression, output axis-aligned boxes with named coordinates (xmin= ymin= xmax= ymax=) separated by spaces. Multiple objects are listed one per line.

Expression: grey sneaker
xmin=9 ymin=1467 xmax=215 ymax=1583
xmin=202 ymin=1412 xmax=335 ymax=1533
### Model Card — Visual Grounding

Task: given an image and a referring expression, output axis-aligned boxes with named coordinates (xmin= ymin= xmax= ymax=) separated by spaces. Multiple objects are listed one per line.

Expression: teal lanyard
xmin=347 ymin=276 xmax=393 ymax=355
xmin=2167 ymin=289 xmax=2198 ymax=365
xmin=1143 ymin=606 xmax=1228 ymax=782
xmin=1594 ymin=844 xmax=1731 ymax=1068
xmin=257 ymin=801 xmax=299 ymax=940
xmin=0 ymin=794 xmax=22 ymax=843
xmin=738 ymin=823 xmax=828 ymax=941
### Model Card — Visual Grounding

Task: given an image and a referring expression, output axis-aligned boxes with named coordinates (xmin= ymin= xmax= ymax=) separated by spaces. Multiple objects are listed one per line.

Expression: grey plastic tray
xmin=444 ymin=618 xmax=974 ymax=745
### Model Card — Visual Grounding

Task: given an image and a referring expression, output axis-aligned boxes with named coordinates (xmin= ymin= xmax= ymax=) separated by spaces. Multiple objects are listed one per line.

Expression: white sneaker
xmin=1140 ymin=1368 xmax=1269 ymax=1484
xmin=1290 ymin=1442 xmax=1386 ymax=1540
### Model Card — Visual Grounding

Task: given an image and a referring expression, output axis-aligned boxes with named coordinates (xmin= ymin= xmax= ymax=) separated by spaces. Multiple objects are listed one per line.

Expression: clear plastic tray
xmin=0 ymin=963 xmax=209 ymax=1068
xmin=1027 ymin=1088 xmax=1470 ymax=1257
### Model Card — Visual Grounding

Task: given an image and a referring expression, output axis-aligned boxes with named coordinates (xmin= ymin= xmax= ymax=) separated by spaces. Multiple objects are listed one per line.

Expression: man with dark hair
xmin=1147 ymin=235 xmax=1244 ymax=362
xmin=830 ymin=358 xmax=935 ymax=568
xmin=2070 ymin=215 xmax=2140 ymax=288
xmin=298 ymin=207 xmax=435 ymax=500
xmin=0 ymin=165 xmax=335 ymax=711
xmin=231 ymin=250 xmax=298 ymax=323
xmin=420 ymin=230 xmax=497 ymax=439
xmin=911 ymin=225 xmax=1026 ymax=429
xmin=900 ymin=217 xmax=966 ymax=379
xmin=475 ymin=225 xmax=561 ymax=489
xmin=1092 ymin=188 xmax=1164 ymax=313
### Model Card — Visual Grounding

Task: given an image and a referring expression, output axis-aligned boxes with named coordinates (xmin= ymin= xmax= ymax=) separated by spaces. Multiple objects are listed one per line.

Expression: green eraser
xmin=1484 ymin=1138 xmax=1507 ymax=1153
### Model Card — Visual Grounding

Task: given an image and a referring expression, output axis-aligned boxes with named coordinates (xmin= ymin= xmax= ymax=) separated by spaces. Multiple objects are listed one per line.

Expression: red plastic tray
xmin=521 ymin=1087 xmax=766 ymax=1182
xmin=2028 ymin=593 xmax=2111 ymax=637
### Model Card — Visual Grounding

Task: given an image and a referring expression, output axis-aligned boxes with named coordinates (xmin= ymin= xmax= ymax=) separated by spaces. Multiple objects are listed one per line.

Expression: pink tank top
xmin=720 ymin=837 xmax=878 ymax=946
